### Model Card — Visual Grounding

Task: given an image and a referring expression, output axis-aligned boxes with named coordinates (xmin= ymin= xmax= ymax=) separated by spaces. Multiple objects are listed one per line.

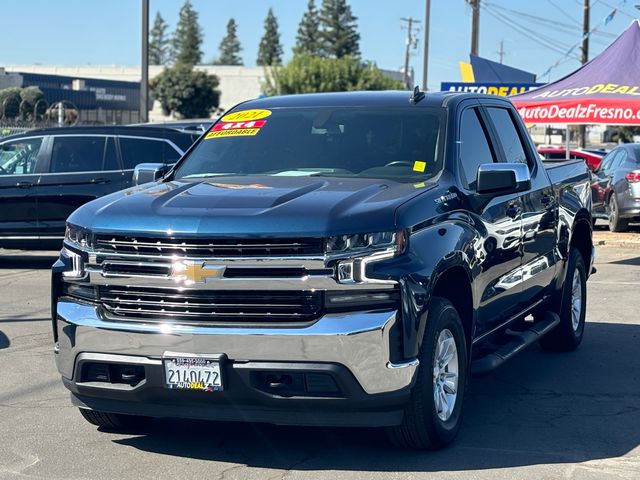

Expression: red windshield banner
xmin=513 ymin=98 xmax=640 ymax=125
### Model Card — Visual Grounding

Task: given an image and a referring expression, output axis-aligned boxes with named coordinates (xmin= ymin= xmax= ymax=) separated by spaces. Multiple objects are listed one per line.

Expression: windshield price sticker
xmin=206 ymin=120 xmax=267 ymax=139
xmin=221 ymin=108 xmax=272 ymax=122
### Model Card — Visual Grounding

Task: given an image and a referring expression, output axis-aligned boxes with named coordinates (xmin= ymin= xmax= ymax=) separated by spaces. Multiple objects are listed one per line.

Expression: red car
xmin=537 ymin=147 xmax=604 ymax=170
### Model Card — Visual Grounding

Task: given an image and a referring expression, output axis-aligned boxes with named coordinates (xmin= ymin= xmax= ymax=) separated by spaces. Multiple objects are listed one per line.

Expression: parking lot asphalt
xmin=0 ymin=243 xmax=638 ymax=480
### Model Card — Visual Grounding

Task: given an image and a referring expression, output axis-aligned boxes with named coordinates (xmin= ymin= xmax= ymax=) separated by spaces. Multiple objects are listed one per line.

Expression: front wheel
xmin=386 ymin=297 xmax=467 ymax=450
xmin=79 ymin=408 xmax=151 ymax=432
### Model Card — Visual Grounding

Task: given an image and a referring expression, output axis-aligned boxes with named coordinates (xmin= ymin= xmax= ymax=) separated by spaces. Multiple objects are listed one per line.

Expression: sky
xmin=0 ymin=0 xmax=637 ymax=91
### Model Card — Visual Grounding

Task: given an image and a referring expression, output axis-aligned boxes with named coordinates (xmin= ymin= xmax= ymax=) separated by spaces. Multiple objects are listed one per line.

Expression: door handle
xmin=90 ymin=177 xmax=110 ymax=184
xmin=506 ymin=203 xmax=522 ymax=219
xmin=16 ymin=181 xmax=33 ymax=189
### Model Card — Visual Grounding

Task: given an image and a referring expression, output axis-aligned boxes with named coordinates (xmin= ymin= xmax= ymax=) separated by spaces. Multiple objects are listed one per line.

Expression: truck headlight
xmin=64 ymin=224 xmax=92 ymax=249
xmin=325 ymin=231 xmax=405 ymax=255
xmin=328 ymin=231 xmax=406 ymax=284
xmin=61 ymin=247 xmax=86 ymax=279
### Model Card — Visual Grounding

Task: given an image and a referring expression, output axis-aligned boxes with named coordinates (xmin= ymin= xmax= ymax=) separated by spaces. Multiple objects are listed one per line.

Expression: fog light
xmin=325 ymin=290 xmax=398 ymax=309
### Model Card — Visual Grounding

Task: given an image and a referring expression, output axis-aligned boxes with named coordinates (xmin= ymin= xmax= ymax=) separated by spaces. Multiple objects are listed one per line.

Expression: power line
xmin=482 ymin=4 xmax=580 ymax=57
xmin=598 ymin=0 xmax=636 ymax=18
xmin=539 ymin=0 xmax=627 ymax=77
xmin=547 ymin=0 xmax=582 ymax=25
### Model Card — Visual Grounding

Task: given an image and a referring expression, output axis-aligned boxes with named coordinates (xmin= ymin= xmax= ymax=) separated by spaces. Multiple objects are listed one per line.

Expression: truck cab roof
xmin=237 ymin=90 xmax=513 ymax=110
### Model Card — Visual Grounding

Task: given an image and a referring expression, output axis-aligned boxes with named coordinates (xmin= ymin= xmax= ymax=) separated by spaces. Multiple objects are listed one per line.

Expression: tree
xmin=318 ymin=0 xmax=360 ymax=58
xmin=149 ymin=12 xmax=170 ymax=65
xmin=151 ymin=65 xmax=220 ymax=118
xmin=19 ymin=86 xmax=46 ymax=120
xmin=0 ymin=88 xmax=21 ymax=119
xmin=294 ymin=0 xmax=321 ymax=56
xmin=264 ymin=54 xmax=403 ymax=95
xmin=257 ymin=9 xmax=283 ymax=66
xmin=215 ymin=18 xmax=243 ymax=65
xmin=171 ymin=0 xmax=203 ymax=65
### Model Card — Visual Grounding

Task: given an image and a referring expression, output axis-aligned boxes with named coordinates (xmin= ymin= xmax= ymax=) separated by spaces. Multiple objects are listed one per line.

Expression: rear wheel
xmin=607 ymin=195 xmax=628 ymax=232
xmin=79 ymin=408 xmax=151 ymax=432
xmin=387 ymin=297 xmax=467 ymax=450
xmin=539 ymin=248 xmax=586 ymax=352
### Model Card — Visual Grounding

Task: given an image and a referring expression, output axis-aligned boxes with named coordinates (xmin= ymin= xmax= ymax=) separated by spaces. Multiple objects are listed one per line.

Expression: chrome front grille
xmin=98 ymin=286 xmax=323 ymax=324
xmin=94 ymin=235 xmax=324 ymax=257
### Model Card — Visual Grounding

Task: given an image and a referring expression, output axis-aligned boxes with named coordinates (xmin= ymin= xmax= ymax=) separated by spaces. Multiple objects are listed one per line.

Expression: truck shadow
xmin=0 ymin=252 xmax=58 ymax=270
xmin=0 ymin=331 xmax=9 ymax=349
xmin=113 ymin=321 xmax=640 ymax=472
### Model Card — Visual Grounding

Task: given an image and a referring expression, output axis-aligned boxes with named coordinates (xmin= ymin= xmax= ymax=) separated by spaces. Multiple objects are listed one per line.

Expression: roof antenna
xmin=410 ymin=85 xmax=425 ymax=104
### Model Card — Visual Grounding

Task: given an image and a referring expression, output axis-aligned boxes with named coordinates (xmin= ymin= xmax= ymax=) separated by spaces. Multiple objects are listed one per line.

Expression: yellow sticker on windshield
xmin=221 ymin=109 xmax=272 ymax=122
xmin=206 ymin=128 xmax=261 ymax=139
xmin=413 ymin=160 xmax=426 ymax=173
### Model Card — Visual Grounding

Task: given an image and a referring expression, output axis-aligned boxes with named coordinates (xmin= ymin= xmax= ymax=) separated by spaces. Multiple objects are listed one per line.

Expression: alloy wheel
xmin=432 ymin=329 xmax=459 ymax=421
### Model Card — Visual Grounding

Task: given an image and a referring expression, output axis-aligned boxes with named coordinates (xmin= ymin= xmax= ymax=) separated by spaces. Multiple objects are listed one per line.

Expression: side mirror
xmin=476 ymin=163 xmax=531 ymax=195
xmin=133 ymin=163 xmax=169 ymax=185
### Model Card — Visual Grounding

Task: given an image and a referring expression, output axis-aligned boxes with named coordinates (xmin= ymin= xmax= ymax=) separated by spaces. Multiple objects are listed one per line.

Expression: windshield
xmin=174 ymin=106 xmax=444 ymax=182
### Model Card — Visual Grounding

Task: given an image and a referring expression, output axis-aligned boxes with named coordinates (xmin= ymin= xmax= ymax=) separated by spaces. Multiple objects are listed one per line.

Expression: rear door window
xmin=50 ymin=136 xmax=106 ymax=173
xmin=486 ymin=107 xmax=529 ymax=166
xmin=459 ymin=108 xmax=496 ymax=190
xmin=0 ymin=137 xmax=43 ymax=175
xmin=611 ymin=150 xmax=627 ymax=169
xmin=119 ymin=137 xmax=181 ymax=169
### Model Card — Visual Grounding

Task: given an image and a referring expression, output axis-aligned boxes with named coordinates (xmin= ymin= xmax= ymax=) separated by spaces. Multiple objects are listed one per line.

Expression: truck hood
xmin=68 ymin=176 xmax=436 ymax=237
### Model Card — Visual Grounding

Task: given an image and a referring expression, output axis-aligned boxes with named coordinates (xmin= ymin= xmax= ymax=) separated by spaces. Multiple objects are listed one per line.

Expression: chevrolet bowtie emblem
xmin=171 ymin=261 xmax=226 ymax=284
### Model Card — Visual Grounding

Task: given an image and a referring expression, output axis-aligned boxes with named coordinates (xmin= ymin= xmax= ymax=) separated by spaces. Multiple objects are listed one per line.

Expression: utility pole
xmin=422 ymin=0 xmax=431 ymax=91
xmin=496 ymin=39 xmax=505 ymax=64
xmin=401 ymin=17 xmax=421 ymax=88
xmin=469 ymin=0 xmax=480 ymax=56
xmin=140 ymin=0 xmax=149 ymax=123
xmin=579 ymin=0 xmax=590 ymax=148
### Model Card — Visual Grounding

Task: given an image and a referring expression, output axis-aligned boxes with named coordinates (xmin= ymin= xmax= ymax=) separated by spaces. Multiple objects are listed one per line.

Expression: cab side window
xmin=0 ymin=138 xmax=43 ymax=175
xmin=459 ymin=108 xmax=496 ymax=190
xmin=486 ymin=107 xmax=529 ymax=166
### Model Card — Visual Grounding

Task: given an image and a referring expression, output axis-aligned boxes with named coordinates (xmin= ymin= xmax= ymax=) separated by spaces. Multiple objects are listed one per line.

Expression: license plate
xmin=163 ymin=353 xmax=223 ymax=392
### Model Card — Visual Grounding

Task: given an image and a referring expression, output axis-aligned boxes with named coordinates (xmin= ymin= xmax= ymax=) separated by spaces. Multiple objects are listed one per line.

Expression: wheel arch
xmin=430 ymin=265 xmax=474 ymax=354
xmin=570 ymin=209 xmax=593 ymax=271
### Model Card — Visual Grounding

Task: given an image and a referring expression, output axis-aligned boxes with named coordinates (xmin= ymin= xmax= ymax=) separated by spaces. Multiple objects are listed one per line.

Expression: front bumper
xmin=54 ymin=300 xmax=418 ymax=427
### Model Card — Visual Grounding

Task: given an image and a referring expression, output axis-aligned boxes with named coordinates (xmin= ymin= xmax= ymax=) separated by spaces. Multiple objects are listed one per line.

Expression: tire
xmin=79 ymin=408 xmax=151 ymax=432
xmin=539 ymin=248 xmax=587 ymax=352
xmin=607 ymin=194 xmax=629 ymax=232
xmin=386 ymin=297 xmax=468 ymax=450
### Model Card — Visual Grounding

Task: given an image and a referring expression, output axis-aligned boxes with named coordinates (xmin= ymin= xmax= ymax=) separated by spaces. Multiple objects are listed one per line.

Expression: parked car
xmin=131 ymin=119 xmax=214 ymax=134
xmin=0 ymin=126 xmax=198 ymax=250
xmin=537 ymin=147 xmax=603 ymax=170
xmin=52 ymin=91 xmax=593 ymax=450
xmin=591 ymin=143 xmax=640 ymax=231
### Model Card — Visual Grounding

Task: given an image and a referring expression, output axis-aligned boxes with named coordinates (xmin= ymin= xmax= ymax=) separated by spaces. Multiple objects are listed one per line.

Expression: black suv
xmin=0 ymin=126 xmax=198 ymax=250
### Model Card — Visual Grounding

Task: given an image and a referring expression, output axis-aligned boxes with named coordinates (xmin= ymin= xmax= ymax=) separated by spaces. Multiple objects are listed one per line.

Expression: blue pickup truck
xmin=51 ymin=90 xmax=594 ymax=450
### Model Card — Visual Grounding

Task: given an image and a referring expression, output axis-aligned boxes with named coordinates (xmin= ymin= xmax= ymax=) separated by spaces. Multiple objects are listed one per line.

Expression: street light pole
xmin=422 ymin=0 xmax=431 ymax=91
xmin=140 ymin=0 xmax=149 ymax=123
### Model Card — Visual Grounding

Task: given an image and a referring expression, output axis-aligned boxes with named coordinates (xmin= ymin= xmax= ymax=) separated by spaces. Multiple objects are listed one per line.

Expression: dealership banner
xmin=511 ymin=21 xmax=640 ymax=125
xmin=515 ymin=96 xmax=640 ymax=125
xmin=441 ymin=82 xmax=543 ymax=97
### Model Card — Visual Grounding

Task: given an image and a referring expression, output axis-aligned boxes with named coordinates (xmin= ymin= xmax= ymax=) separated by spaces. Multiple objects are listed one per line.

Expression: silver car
xmin=591 ymin=144 xmax=640 ymax=231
